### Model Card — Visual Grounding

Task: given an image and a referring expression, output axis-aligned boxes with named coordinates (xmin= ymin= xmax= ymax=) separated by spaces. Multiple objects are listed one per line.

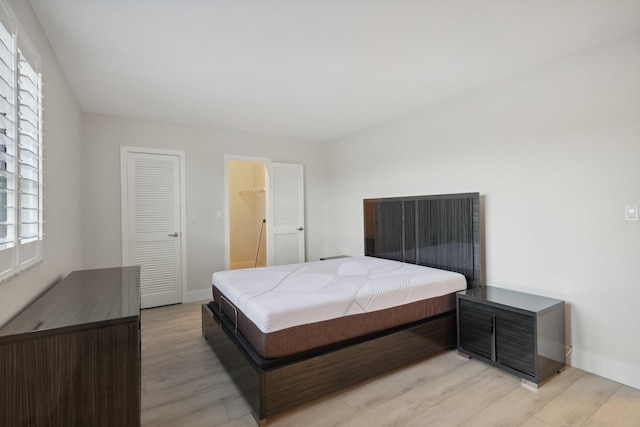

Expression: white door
xmin=121 ymin=149 xmax=185 ymax=308
xmin=268 ymin=162 xmax=305 ymax=265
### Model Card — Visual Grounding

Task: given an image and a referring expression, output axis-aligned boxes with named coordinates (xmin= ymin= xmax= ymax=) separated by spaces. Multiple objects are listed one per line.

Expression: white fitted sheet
xmin=212 ymin=256 xmax=467 ymax=334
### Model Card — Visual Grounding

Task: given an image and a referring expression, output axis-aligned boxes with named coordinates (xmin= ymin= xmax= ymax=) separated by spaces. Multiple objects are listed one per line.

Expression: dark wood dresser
xmin=457 ymin=286 xmax=565 ymax=387
xmin=0 ymin=266 xmax=141 ymax=427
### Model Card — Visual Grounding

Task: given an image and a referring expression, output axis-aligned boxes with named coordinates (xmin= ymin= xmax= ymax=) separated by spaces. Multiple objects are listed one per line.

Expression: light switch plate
xmin=625 ymin=205 xmax=638 ymax=222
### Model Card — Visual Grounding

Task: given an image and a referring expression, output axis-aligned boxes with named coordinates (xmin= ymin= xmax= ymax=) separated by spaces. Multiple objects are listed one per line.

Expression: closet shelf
xmin=239 ymin=187 xmax=265 ymax=196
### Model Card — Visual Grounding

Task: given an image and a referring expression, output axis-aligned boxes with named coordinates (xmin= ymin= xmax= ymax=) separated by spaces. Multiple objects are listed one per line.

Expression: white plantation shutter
xmin=0 ymin=17 xmax=15 ymax=275
xmin=16 ymin=49 xmax=42 ymax=266
xmin=0 ymin=1 xmax=43 ymax=281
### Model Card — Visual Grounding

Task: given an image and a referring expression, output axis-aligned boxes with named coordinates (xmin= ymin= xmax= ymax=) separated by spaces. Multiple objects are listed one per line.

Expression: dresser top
xmin=0 ymin=266 xmax=140 ymax=338
xmin=458 ymin=286 xmax=563 ymax=313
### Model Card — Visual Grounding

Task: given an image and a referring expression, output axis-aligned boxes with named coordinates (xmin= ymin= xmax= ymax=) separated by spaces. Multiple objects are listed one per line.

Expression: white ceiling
xmin=27 ymin=0 xmax=640 ymax=143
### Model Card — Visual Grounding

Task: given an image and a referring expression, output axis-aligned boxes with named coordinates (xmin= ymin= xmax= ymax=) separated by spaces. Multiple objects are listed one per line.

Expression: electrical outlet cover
xmin=625 ymin=205 xmax=638 ymax=221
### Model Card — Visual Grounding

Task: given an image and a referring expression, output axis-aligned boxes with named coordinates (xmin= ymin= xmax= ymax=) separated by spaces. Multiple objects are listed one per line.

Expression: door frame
xmin=224 ymin=154 xmax=271 ymax=270
xmin=120 ymin=146 xmax=188 ymax=304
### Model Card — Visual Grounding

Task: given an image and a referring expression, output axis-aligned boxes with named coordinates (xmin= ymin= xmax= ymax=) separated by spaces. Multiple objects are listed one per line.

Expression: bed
xmin=201 ymin=192 xmax=482 ymax=426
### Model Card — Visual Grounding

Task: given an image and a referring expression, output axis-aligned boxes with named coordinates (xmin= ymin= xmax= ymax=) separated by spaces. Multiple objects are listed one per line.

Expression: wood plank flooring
xmin=141 ymin=302 xmax=640 ymax=427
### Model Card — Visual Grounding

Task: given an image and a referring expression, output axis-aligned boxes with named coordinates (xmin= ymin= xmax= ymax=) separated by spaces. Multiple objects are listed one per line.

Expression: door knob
xmin=297 ymin=227 xmax=304 ymax=231
xmin=168 ymin=232 xmax=179 ymax=237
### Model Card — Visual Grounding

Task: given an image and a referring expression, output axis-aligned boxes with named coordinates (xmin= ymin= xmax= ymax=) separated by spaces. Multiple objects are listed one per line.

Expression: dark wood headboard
xmin=363 ymin=192 xmax=482 ymax=288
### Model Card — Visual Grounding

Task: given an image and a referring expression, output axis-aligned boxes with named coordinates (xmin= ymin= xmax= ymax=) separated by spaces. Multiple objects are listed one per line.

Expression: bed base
xmin=201 ymin=302 xmax=455 ymax=425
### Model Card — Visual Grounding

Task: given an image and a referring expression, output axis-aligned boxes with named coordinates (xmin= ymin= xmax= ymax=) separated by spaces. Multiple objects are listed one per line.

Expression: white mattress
xmin=212 ymin=256 xmax=467 ymax=334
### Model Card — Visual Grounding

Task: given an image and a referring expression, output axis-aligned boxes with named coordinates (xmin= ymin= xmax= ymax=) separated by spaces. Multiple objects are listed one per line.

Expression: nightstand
xmin=457 ymin=286 xmax=565 ymax=387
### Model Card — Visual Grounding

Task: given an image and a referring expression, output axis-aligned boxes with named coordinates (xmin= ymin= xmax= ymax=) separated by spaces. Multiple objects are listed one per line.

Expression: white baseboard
xmin=186 ymin=289 xmax=212 ymax=303
xmin=571 ymin=348 xmax=640 ymax=391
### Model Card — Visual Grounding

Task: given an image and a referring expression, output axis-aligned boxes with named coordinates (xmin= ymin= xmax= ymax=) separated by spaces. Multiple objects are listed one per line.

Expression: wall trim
xmin=571 ymin=348 xmax=640 ymax=391
xmin=186 ymin=289 xmax=212 ymax=304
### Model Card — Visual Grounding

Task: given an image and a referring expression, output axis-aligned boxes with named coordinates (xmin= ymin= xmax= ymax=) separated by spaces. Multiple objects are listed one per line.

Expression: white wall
xmin=80 ymin=114 xmax=325 ymax=301
xmin=324 ymin=34 xmax=640 ymax=389
xmin=0 ymin=1 xmax=83 ymax=326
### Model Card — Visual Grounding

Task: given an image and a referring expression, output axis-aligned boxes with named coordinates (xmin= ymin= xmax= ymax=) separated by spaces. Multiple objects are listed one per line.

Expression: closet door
xmin=122 ymin=148 xmax=185 ymax=308
xmin=268 ymin=162 xmax=305 ymax=265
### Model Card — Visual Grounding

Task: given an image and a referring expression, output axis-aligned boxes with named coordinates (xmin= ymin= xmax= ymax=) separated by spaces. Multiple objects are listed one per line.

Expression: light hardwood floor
xmin=141 ymin=302 xmax=640 ymax=427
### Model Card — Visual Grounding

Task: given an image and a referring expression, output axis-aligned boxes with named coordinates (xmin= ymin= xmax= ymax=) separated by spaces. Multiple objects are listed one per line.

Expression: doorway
xmin=224 ymin=155 xmax=306 ymax=270
xmin=228 ymin=159 xmax=268 ymax=269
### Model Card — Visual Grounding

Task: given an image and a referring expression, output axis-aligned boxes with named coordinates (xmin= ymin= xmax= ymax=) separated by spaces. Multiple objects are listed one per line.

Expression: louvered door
xmin=124 ymin=151 xmax=183 ymax=308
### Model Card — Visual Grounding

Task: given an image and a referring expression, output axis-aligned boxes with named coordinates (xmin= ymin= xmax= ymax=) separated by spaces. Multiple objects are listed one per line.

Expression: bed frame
xmin=201 ymin=192 xmax=482 ymax=425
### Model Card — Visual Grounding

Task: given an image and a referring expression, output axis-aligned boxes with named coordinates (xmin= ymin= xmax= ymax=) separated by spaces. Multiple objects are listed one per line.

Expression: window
xmin=0 ymin=2 xmax=43 ymax=282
